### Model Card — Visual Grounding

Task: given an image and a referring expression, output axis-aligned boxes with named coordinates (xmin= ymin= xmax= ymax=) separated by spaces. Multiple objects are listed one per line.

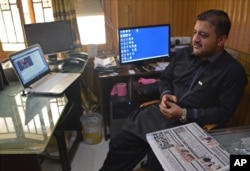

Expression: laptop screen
xmin=9 ymin=44 xmax=50 ymax=88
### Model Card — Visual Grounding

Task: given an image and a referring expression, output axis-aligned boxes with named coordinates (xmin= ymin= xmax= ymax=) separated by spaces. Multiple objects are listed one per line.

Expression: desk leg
xmin=54 ymin=130 xmax=71 ymax=171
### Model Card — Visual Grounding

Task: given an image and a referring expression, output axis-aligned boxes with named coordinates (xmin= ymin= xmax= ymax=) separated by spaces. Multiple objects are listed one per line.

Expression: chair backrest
xmin=225 ymin=47 xmax=240 ymax=60
xmin=226 ymin=86 xmax=250 ymax=127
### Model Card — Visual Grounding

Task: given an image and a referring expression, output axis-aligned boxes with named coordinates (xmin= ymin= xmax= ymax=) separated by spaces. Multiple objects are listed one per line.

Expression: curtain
xmin=51 ymin=0 xmax=82 ymax=52
xmin=51 ymin=0 xmax=99 ymax=113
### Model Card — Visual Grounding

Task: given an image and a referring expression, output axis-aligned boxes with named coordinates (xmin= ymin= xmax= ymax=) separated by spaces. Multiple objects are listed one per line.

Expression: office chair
xmin=137 ymin=87 xmax=249 ymax=170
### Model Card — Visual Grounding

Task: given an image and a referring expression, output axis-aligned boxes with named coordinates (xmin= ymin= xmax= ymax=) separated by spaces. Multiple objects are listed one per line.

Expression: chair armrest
xmin=139 ymin=100 xmax=160 ymax=107
xmin=139 ymin=99 xmax=218 ymax=131
xmin=203 ymin=124 xmax=217 ymax=131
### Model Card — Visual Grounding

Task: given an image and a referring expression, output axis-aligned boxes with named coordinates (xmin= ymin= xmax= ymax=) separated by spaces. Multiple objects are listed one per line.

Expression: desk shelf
xmin=96 ymin=64 xmax=162 ymax=139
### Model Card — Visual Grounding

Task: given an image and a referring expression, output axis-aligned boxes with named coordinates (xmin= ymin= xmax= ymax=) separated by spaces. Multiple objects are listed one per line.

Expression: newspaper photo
xmin=146 ymin=122 xmax=229 ymax=171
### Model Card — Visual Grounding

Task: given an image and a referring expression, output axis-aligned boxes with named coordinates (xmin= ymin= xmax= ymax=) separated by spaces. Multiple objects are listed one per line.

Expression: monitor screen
xmin=24 ymin=20 xmax=75 ymax=55
xmin=118 ymin=24 xmax=171 ymax=65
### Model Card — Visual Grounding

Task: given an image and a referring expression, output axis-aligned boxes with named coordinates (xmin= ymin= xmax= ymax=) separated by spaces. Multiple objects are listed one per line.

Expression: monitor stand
xmin=47 ymin=53 xmax=64 ymax=65
xmin=46 ymin=53 xmax=64 ymax=72
xmin=134 ymin=62 xmax=155 ymax=72
xmin=48 ymin=54 xmax=57 ymax=62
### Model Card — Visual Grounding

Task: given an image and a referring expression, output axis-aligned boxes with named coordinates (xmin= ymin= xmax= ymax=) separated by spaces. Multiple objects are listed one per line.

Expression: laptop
xmin=9 ymin=44 xmax=80 ymax=95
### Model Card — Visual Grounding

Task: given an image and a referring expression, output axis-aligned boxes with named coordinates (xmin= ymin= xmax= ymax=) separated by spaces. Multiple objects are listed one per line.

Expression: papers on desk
xmin=94 ymin=56 xmax=117 ymax=67
xmin=146 ymin=62 xmax=169 ymax=71
xmin=146 ymin=123 xmax=230 ymax=171
xmin=94 ymin=57 xmax=121 ymax=74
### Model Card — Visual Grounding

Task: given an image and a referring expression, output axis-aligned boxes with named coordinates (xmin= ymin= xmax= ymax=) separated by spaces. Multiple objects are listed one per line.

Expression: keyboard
xmin=135 ymin=82 xmax=159 ymax=95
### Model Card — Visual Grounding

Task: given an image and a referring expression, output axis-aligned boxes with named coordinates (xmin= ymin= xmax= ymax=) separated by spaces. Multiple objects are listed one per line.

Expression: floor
xmin=41 ymin=137 xmax=109 ymax=171
xmin=41 ymin=135 xmax=144 ymax=171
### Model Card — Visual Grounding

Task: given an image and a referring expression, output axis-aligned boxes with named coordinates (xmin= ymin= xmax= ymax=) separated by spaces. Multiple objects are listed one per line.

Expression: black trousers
xmin=99 ymin=130 xmax=164 ymax=171
xmin=99 ymin=104 xmax=180 ymax=171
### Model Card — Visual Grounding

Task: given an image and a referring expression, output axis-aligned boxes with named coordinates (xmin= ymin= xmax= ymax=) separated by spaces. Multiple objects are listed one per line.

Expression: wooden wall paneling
xmin=238 ymin=0 xmax=250 ymax=53
xmin=236 ymin=0 xmax=248 ymax=52
xmin=228 ymin=0 xmax=241 ymax=51
xmin=194 ymin=0 xmax=209 ymax=17
xmin=231 ymin=0 xmax=244 ymax=50
xmin=117 ymin=0 xmax=153 ymax=27
xmin=225 ymin=0 xmax=238 ymax=49
xmin=117 ymin=0 xmax=172 ymax=27
xmin=179 ymin=0 xmax=196 ymax=36
xmin=130 ymin=0 xmax=153 ymax=26
xmin=210 ymin=0 xmax=225 ymax=10
xmin=170 ymin=0 xmax=183 ymax=36
xmin=108 ymin=0 xmax=250 ymax=54
xmin=151 ymin=0 xmax=171 ymax=25
xmin=117 ymin=0 xmax=130 ymax=27
xmin=126 ymin=0 xmax=136 ymax=26
xmin=103 ymin=0 xmax=119 ymax=53
xmin=244 ymin=1 xmax=250 ymax=53
xmin=170 ymin=0 xmax=197 ymax=37
xmin=225 ymin=0 xmax=235 ymax=15
xmin=101 ymin=0 xmax=118 ymax=53
xmin=226 ymin=0 xmax=250 ymax=53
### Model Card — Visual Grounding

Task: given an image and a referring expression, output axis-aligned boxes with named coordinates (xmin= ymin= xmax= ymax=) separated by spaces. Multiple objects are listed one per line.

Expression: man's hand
xmin=159 ymin=94 xmax=183 ymax=119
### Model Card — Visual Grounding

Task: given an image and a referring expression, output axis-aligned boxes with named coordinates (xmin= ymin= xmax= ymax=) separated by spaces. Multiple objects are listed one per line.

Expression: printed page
xmin=146 ymin=122 xmax=230 ymax=171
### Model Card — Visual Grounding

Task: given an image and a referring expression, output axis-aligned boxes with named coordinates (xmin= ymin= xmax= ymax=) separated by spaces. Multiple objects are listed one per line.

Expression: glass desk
xmin=210 ymin=126 xmax=250 ymax=154
xmin=0 ymin=81 xmax=67 ymax=170
xmin=1 ymin=57 xmax=87 ymax=171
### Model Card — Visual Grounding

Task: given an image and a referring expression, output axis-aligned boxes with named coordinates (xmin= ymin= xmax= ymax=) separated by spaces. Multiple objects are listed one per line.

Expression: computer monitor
xmin=118 ymin=24 xmax=171 ymax=67
xmin=24 ymin=20 xmax=75 ymax=60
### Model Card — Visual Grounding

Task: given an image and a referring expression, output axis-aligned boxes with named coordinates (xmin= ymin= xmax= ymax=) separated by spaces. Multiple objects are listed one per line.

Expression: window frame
xmin=0 ymin=0 xmax=114 ymax=59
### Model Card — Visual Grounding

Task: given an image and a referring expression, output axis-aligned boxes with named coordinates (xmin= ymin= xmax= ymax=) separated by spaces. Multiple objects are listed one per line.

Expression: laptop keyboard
xmin=49 ymin=74 xmax=76 ymax=91
xmin=135 ymin=81 xmax=159 ymax=95
xmin=30 ymin=73 xmax=71 ymax=92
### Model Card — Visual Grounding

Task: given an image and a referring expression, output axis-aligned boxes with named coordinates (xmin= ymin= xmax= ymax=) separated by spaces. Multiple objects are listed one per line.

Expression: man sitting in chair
xmin=99 ymin=9 xmax=248 ymax=171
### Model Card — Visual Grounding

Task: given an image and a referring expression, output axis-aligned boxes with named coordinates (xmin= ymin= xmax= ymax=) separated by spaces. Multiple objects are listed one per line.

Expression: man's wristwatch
xmin=180 ymin=108 xmax=187 ymax=123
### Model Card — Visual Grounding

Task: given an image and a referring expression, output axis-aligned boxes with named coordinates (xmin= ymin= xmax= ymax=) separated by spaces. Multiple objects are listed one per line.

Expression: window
xmin=74 ymin=0 xmax=106 ymax=45
xmin=0 ymin=0 xmax=26 ymax=51
xmin=0 ymin=0 xmax=106 ymax=52
xmin=0 ymin=0 xmax=53 ymax=51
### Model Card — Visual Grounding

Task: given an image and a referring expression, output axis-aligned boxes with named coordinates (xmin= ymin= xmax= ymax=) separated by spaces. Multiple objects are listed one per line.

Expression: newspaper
xmin=146 ymin=122 xmax=229 ymax=171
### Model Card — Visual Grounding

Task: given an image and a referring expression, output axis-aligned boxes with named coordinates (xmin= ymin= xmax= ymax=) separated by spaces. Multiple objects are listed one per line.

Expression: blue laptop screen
xmin=9 ymin=44 xmax=50 ymax=87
